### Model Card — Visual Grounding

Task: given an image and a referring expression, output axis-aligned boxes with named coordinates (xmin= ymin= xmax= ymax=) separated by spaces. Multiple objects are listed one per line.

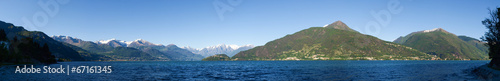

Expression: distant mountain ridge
xmin=94 ymin=38 xmax=162 ymax=47
xmin=52 ymin=36 xmax=203 ymax=61
xmin=181 ymin=44 xmax=255 ymax=57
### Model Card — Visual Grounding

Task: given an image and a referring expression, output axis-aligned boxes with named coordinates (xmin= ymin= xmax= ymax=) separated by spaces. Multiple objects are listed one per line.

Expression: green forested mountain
xmin=393 ymin=28 xmax=488 ymax=60
xmin=232 ymin=21 xmax=437 ymax=60
xmin=0 ymin=21 xmax=83 ymax=62
xmin=99 ymin=47 xmax=158 ymax=61
xmin=202 ymin=54 xmax=231 ymax=61
xmin=458 ymin=36 xmax=489 ymax=55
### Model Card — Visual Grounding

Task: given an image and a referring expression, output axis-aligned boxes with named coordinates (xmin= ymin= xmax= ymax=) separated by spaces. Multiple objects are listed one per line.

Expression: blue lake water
xmin=0 ymin=60 xmax=489 ymax=80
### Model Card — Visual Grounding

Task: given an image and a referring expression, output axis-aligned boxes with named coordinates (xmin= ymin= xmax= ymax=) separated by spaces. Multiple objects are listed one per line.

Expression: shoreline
xmin=473 ymin=64 xmax=500 ymax=80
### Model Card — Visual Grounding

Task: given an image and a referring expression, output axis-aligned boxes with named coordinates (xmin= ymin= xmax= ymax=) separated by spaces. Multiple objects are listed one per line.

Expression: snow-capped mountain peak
xmin=96 ymin=38 xmax=118 ymax=44
xmin=126 ymin=38 xmax=163 ymax=47
xmin=181 ymin=46 xmax=200 ymax=50
xmin=208 ymin=44 xmax=248 ymax=50
xmin=52 ymin=35 xmax=72 ymax=39
xmin=181 ymin=44 xmax=256 ymax=57
xmin=94 ymin=38 xmax=128 ymax=47
xmin=418 ymin=28 xmax=450 ymax=34
xmin=228 ymin=44 xmax=240 ymax=50
xmin=51 ymin=35 xmax=83 ymax=44
xmin=134 ymin=39 xmax=145 ymax=42
xmin=125 ymin=41 xmax=133 ymax=46
xmin=423 ymin=28 xmax=440 ymax=33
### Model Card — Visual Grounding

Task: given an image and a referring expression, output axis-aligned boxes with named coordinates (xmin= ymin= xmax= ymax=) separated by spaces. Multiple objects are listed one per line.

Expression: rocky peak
xmin=323 ymin=20 xmax=356 ymax=32
xmin=419 ymin=28 xmax=451 ymax=34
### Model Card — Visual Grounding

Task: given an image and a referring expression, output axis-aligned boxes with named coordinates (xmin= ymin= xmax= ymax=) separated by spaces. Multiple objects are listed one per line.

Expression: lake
xmin=0 ymin=60 xmax=489 ymax=80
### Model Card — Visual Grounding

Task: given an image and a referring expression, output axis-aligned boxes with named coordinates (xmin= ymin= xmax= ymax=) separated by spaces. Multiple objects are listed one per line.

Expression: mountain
xmin=52 ymin=36 xmax=114 ymax=53
xmin=232 ymin=21 xmax=437 ymax=60
xmin=53 ymin=37 xmax=203 ymax=61
xmin=119 ymin=39 xmax=204 ymax=61
xmin=394 ymin=28 xmax=449 ymax=44
xmin=163 ymin=44 xmax=204 ymax=61
xmin=323 ymin=21 xmax=356 ymax=32
xmin=127 ymin=39 xmax=163 ymax=47
xmin=130 ymin=44 xmax=204 ymax=61
xmin=202 ymin=54 xmax=231 ymax=61
xmin=181 ymin=44 xmax=255 ymax=57
xmin=393 ymin=28 xmax=488 ymax=60
xmin=58 ymin=42 xmax=112 ymax=61
xmin=52 ymin=36 xmax=168 ymax=61
xmin=230 ymin=45 xmax=255 ymax=57
xmin=458 ymin=36 xmax=489 ymax=55
xmin=0 ymin=21 xmax=83 ymax=61
xmin=96 ymin=38 xmax=127 ymax=47
xmin=100 ymin=47 xmax=158 ymax=61
xmin=0 ymin=29 xmax=57 ymax=64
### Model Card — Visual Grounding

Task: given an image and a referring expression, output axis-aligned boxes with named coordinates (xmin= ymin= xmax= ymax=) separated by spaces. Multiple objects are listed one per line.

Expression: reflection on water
xmin=0 ymin=61 xmax=488 ymax=80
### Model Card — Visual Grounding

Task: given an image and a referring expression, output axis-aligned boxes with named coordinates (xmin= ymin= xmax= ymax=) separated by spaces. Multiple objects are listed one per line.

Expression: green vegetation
xmin=202 ymin=54 xmax=231 ymax=61
xmin=458 ymin=36 xmax=489 ymax=56
xmin=232 ymin=21 xmax=436 ymax=60
xmin=100 ymin=47 xmax=157 ymax=61
xmin=0 ymin=21 xmax=83 ymax=61
xmin=324 ymin=21 xmax=356 ymax=32
xmin=395 ymin=29 xmax=488 ymax=60
xmin=61 ymin=42 xmax=112 ymax=61
xmin=0 ymin=29 xmax=6 ymax=41
xmin=0 ymin=29 xmax=56 ymax=64
xmin=481 ymin=8 xmax=500 ymax=68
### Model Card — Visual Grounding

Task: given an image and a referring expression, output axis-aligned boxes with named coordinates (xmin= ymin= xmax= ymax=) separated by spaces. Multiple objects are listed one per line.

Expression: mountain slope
xmin=0 ymin=21 xmax=83 ymax=61
xmin=127 ymin=39 xmax=162 ymax=47
xmin=59 ymin=42 xmax=112 ymax=61
xmin=96 ymin=39 xmax=127 ymax=47
xmin=323 ymin=21 xmax=356 ymax=32
xmin=121 ymin=39 xmax=204 ymax=61
xmin=394 ymin=28 xmax=488 ymax=60
xmin=52 ymin=36 xmax=168 ymax=61
xmin=145 ymin=44 xmax=204 ymax=61
xmin=458 ymin=36 xmax=489 ymax=55
xmin=54 ymin=37 xmax=203 ymax=61
xmin=232 ymin=21 xmax=436 ymax=60
xmin=52 ymin=36 xmax=114 ymax=53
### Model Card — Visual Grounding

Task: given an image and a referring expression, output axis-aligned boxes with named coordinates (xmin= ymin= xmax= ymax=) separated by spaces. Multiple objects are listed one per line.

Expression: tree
xmin=0 ymin=29 xmax=6 ymax=41
xmin=13 ymin=36 xmax=17 ymax=42
xmin=481 ymin=8 xmax=500 ymax=68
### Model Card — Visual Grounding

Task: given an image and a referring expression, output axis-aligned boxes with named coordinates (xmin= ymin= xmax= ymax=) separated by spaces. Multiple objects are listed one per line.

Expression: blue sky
xmin=0 ymin=0 xmax=498 ymax=48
